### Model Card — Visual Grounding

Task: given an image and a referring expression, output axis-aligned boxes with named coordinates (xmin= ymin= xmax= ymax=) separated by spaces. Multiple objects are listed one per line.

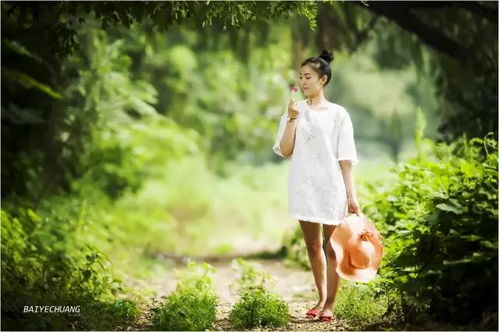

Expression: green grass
xmin=151 ymin=262 xmax=219 ymax=331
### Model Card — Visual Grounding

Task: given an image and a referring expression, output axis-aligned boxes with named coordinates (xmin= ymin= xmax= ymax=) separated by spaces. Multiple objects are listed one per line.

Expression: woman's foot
xmin=318 ymin=304 xmax=336 ymax=322
xmin=305 ymin=300 xmax=325 ymax=318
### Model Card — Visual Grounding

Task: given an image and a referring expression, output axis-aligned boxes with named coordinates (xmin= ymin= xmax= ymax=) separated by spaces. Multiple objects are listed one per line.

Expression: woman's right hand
xmin=347 ymin=197 xmax=361 ymax=216
xmin=287 ymin=97 xmax=300 ymax=118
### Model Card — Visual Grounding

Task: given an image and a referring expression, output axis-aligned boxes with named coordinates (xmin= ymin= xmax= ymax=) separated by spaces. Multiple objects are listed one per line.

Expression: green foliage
xmin=362 ymin=131 xmax=498 ymax=327
xmin=2 ymin=3 xmax=497 ymax=329
xmin=229 ymin=258 xmax=276 ymax=294
xmin=3 ymin=0 xmax=497 ymax=202
xmin=2 ymin=67 xmax=63 ymax=99
xmin=151 ymin=262 xmax=218 ymax=331
xmin=1 ymin=2 xmax=318 ymax=57
xmin=283 ymin=116 xmax=497 ymax=328
xmin=282 ymin=226 xmax=311 ymax=270
xmin=367 ymin=2 xmax=498 ymax=141
xmin=73 ymin=297 xmax=140 ymax=331
xmin=229 ymin=286 xmax=291 ymax=330
xmin=66 ymin=25 xmax=160 ymax=200
xmin=0 ymin=206 xmax=140 ymax=330
xmin=334 ymin=282 xmax=402 ymax=330
xmin=228 ymin=258 xmax=291 ymax=329
xmin=71 ymin=153 xmax=292 ymax=288
xmin=79 ymin=140 xmax=144 ymax=200
xmin=1 ymin=17 xmax=161 ymax=200
xmin=332 ymin=34 xmax=440 ymax=162
xmin=134 ymin=21 xmax=299 ymax=172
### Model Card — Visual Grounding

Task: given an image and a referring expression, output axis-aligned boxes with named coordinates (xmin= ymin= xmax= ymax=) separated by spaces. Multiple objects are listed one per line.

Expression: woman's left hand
xmin=347 ymin=197 xmax=361 ymax=215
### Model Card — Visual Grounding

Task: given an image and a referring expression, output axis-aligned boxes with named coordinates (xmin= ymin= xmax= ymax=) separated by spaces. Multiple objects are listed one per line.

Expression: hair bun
xmin=318 ymin=49 xmax=334 ymax=64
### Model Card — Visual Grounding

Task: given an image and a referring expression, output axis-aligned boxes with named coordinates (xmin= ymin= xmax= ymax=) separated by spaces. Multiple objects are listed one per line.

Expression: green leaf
xmin=3 ymin=69 xmax=62 ymax=99
xmin=458 ymin=234 xmax=483 ymax=241
xmin=435 ymin=202 xmax=464 ymax=214
xmin=479 ymin=240 xmax=498 ymax=250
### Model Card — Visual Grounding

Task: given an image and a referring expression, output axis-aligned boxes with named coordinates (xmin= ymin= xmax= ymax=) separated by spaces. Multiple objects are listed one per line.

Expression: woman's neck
xmin=307 ymin=93 xmax=327 ymax=107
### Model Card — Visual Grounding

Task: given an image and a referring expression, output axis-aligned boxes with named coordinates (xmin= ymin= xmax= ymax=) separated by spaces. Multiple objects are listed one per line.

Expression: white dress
xmin=272 ymin=99 xmax=359 ymax=225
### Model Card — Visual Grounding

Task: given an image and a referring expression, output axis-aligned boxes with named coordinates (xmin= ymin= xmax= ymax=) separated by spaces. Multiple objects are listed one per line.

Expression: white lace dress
xmin=272 ymin=99 xmax=359 ymax=225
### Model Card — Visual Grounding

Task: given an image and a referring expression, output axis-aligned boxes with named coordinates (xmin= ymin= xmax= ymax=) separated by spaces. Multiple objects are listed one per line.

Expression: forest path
xmin=123 ymin=252 xmax=351 ymax=331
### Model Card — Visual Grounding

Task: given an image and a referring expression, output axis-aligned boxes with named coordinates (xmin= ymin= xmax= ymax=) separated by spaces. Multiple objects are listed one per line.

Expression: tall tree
xmin=350 ymin=1 xmax=498 ymax=141
xmin=1 ymin=1 xmax=319 ymax=200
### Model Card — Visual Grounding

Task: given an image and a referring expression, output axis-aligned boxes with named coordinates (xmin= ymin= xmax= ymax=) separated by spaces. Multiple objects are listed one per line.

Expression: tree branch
xmin=349 ymin=14 xmax=380 ymax=54
xmin=352 ymin=2 xmax=469 ymax=64
xmin=408 ymin=1 xmax=497 ymax=24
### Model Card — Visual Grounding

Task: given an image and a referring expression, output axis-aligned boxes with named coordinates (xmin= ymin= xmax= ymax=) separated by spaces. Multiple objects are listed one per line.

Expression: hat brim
xmin=331 ymin=213 xmax=384 ymax=283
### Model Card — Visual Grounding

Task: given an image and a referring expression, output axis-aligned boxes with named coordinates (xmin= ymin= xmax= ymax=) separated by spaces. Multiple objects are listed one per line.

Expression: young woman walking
xmin=272 ymin=49 xmax=361 ymax=322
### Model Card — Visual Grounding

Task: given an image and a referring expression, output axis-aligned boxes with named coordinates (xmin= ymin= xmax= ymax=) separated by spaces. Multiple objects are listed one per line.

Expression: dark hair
xmin=300 ymin=49 xmax=334 ymax=86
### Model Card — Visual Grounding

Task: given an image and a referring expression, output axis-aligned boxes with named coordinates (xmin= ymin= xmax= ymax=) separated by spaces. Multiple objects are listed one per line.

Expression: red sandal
xmin=318 ymin=311 xmax=335 ymax=322
xmin=305 ymin=308 xmax=322 ymax=318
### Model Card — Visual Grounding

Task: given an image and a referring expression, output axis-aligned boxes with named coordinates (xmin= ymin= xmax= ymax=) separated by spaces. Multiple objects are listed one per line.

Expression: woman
xmin=272 ymin=50 xmax=361 ymax=322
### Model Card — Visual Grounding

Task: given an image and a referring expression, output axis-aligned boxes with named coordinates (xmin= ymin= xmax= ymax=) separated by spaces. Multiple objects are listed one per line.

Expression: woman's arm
xmin=279 ymin=118 xmax=298 ymax=158
xmin=339 ymin=160 xmax=361 ymax=214
xmin=339 ymin=161 xmax=357 ymax=198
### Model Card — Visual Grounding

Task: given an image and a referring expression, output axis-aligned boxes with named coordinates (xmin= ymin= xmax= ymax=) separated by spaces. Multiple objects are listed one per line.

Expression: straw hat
xmin=330 ymin=212 xmax=384 ymax=282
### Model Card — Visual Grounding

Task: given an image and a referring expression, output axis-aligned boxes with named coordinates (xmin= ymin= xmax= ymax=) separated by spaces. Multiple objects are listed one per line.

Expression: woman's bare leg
xmin=321 ymin=223 xmax=341 ymax=318
xmin=299 ymin=220 xmax=327 ymax=312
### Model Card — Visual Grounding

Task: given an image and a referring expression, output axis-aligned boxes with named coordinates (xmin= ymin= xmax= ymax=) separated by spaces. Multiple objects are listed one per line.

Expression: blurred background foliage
xmin=1 ymin=1 xmax=497 ymax=330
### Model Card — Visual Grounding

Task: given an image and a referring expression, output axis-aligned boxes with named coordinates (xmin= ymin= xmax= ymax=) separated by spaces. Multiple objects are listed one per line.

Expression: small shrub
xmin=334 ymin=281 xmax=402 ymax=330
xmin=229 ymin=286 xmax=291 ymax=329
xmin=228 ymin=258 xmax=291 ymax=329
xmin=151 ymin=261 xmax=218 ymax=331
xmin=0 ymin=206 xmax=140 ymax=330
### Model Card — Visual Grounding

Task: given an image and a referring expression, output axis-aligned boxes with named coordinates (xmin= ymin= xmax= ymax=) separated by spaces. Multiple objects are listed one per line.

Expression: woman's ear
xmin=321 ymin=75 xmax=327 ymax=86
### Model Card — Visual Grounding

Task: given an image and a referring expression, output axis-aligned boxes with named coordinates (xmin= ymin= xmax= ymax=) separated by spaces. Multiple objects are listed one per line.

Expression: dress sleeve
xmin=272 ymin=110 xmax=289 ymax=158
xmin=336 ymin=110 xmax=359 ymax=165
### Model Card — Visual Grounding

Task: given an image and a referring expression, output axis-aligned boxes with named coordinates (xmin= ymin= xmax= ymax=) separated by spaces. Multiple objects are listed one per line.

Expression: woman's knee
xmin=300 ymin=220 xmax=323 ymax=254
xmin=306 ymin=241 xmax=323 ymax=254
xmin=324 ymin=241 xmax=336 ymax=260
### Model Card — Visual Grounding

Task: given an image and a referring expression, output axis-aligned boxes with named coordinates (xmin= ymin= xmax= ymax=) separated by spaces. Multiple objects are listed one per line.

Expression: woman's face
xmin=299 ymin=64 xmax=326 ymax=97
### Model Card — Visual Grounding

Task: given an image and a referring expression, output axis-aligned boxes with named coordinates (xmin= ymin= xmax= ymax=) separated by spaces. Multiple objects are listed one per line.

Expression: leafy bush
xmin=228 ymin=258 xmax=291 ymax=329
xmin=79 ymin=140 xmax=145 ymax=200
xmin=334 ymin=281 xmax=403 ymax=330
xmin=282 ymin=226 xmax=311 ymax=270
xmin=229 ymin=286 xmax=291 ymax=330
xmin=363 ymin=132 xmax=498 ymax=327
xmin=1 ymin=206 xmax=140 ymax=330
xmin=151 ymin=262 xmax=219 ymax=331
xmin=282 ymin=118 xmax=497 ymax=329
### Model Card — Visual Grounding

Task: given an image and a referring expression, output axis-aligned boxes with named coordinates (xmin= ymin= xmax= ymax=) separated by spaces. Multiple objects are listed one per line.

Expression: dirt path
xmin=124 ymin=254 xmax=351 ymax=331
